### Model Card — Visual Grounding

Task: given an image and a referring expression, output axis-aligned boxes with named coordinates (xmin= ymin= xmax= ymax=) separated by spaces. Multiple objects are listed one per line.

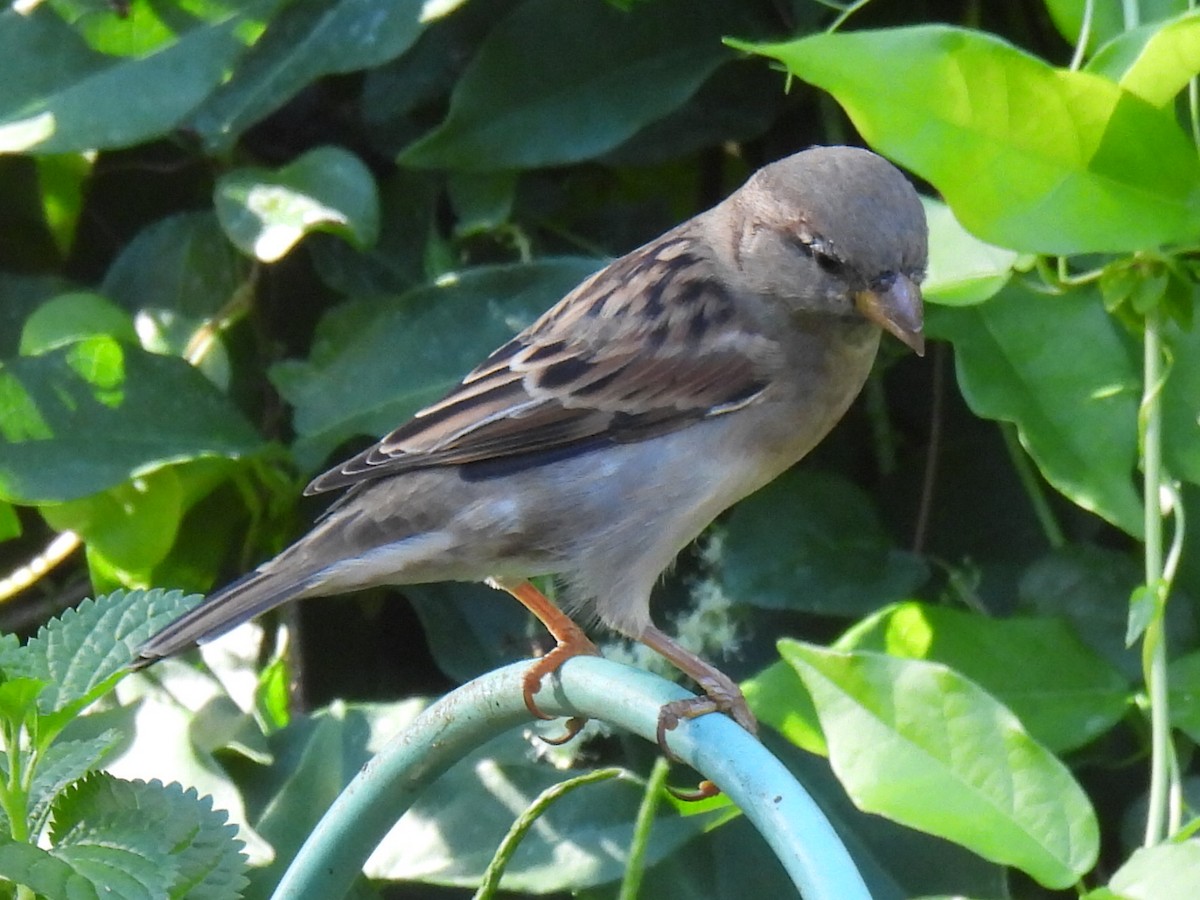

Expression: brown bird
xmin=135 ymin=145 xmax=926 ymax=747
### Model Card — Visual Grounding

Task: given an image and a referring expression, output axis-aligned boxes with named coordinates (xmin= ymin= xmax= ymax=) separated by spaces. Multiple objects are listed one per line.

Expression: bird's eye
xmin=814 ymin=249 xmax=844 ymax=275
xmin=787 ymin=232 xmax=844 ymax=275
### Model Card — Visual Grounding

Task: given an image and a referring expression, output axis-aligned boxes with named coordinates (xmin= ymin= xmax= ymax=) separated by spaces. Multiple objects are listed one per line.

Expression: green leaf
xmin=400 ymin=0 xmax=757 ymax=170
xmin=407 ymin=581 xmax=540 ymax=684
xmin=53 ymin=839 xmax=174 ymax=900
xmin=718 ymin=469 xmax=927 ymax=616
xmin=271 ymin=257 xmax=602 ymax=469
xmin=601 ymin=60 xmax=785 ymax=167
xmin=214 ymin=146 xmax=380 ymax=262
xmin=27 ymin=731 xmax=124 ymax=837
xmin=41 ymin=465 xmax=183 ymax=576
xmin=42 ymin=457 xmax=244 ymax=590
xmin=0 ymin=338 xmax=262 ymax=503
xmin=839 ymin=602 xmax=1131 ymax=752
xmin=921 ymin=198 xmax=1021 ymax=306
xmin=447 ymin=170 xmax=517 ymax=236
xmin=35 ymin=152 xmax=91 ymax=257
xmin=0 ymin=272 xmax=78 ymax=358
xmin=1168 ymin=651 xmax=1200 ymax=743
xmin=109 ymin=661 xmax=273 ymax=865
xmin=51 ymin=775 xmax=248 ymax=900
xmin=780 ymin=640 xmax=1099 ymax=888
xmin=0 ymin=632 xmax=22 ymax=673
xmin=1087 ymin=11 xmax=1200 ymax=106
xmin=19 ymin=292 xmax=137 ymax=355
xmin=368 ymin=726 xmax=711 ymax=891
xmin=0 ymin=0 xmax=282 ymax=154
xmin=1106 ymin=840 xmax=1200 ymax=899
xmin=17 ymin=589 xmax=204 ymax=716
xmin=1162 ymin=314 xmax=1200 ymax=489
xmin=735 ymin=26 xmax=1200 ymax=254
xmin=187 ymin=0 xmax=435 ymax=151
xmin=1018 ymin=545 xmax=1150 ymax=681
xmin=101 ymin=210 xmax=248 ymax=323
xmin=0 ymin=677 xmax=47 ymax=726
xmin=928 ymin=281 xmax=1143 ymax=535
xmin=51 ymin=0 xmax=230 ymax=58
xmin=0 ymin=498 xmax=20 ymax=540
xmin=742 ymin=659 xmax=825 ymax=755
xmin=242 ymin=700 xmax=427 ymax=889
xmin=308 ymin=168 xmax=440 ymax=297
xmin=0 ymin=836 xmax=103 ymax=899
xmin=1043 ymin=0 xmax=1186 ymax=51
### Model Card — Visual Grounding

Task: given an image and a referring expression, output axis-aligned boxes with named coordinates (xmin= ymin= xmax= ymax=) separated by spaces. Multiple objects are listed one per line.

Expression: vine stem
xmin=1140 ymin=308 xmax=1173 ymax=846
xmin=1000 ymin=423 xmax=1065 ymax=549
xmin=617 ymin=756 xmax=671 ymax=900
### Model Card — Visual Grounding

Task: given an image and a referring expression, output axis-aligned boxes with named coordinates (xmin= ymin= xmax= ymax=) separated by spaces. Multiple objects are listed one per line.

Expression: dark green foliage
xmin=1 ymin=0 xmax=1199 ymax=897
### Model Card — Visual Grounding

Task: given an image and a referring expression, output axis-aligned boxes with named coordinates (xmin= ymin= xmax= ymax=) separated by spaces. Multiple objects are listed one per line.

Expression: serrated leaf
xmin=928 ymin=282 xmax=1143 ymax=535
xmin=187 ymin=0 xmax=434 ymax=151
xmin=0 ymin=0 xmax=283 ymax=154
xmin=781 ymin=641 xmax=1099 ymax=888
xmin=0 ymin=677 xmax=47 ymax=726
xmin=54 ymin=839 xmax=175 ymax=900
xmin=0 ymin=836 xmax=100 ymax=899
xmin=52 ymin=774 xmax=247 ymax=900
xmin=19 ymin=292 xmax=137 ymax=355
xmin=28 ymin=731 xmax=124 ymax=836
xmin=0 ymin=338 xmax=263 ymax=503
xmin=271 ymin=257 xmax=603 ymax=469
xmin=22 ymin=589 xmax=203 ymax=715
xmin=736 ymin=26 xmax=1200 ymax=254
xmin=108 ymin=659 xmax=273 ymax=864
xmin=839 ymin=602 xmax=1131 ymax=752
xmin=0 ymin=632 xmax=23 ymax=673
xmin=215 ymin=146 xmax=380 ymax=262
xmin=401 ymin=0 xmax=757 ymax=171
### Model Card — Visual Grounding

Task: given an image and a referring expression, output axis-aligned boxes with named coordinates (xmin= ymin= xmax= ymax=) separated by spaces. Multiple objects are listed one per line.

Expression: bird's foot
xmin=488 ymin=577 xmax=602 ymax=744
xmin=655 ymin=679 xmax=757 ymax=756
xmin=522 ymin=632 xmax=601 ymax=743
xmin=637 ymin=624 xmax=758 ymax=799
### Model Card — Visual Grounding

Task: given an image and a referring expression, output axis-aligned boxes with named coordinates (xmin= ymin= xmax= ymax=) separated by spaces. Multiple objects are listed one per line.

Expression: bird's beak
xmin=855 ymin=274 xmax=925 ymax=356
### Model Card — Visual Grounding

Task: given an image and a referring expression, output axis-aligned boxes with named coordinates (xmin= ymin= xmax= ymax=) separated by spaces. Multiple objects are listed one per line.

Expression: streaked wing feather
xmin=306 ymin=233 xmax=779 ymax=494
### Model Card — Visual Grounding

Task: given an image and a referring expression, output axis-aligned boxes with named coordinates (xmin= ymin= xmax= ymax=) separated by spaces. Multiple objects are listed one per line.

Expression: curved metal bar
xmin=270 ymin=657 xmax=870 ymax=900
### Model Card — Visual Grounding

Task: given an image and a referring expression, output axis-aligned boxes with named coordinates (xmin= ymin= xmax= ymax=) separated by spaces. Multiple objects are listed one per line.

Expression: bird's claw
xmin=521 ymin=632 xmax=602 ymax=743
xmin=656 ymin=685 xmax=757 ymax=800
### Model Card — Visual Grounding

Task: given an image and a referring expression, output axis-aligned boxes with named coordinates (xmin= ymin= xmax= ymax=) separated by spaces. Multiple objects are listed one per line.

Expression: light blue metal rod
xmin=270 ymin=657 xmax=870 ymax=900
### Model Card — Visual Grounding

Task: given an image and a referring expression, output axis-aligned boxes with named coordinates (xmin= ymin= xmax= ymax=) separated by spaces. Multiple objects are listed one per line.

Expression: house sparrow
xmin=135 ymin=146 xmax=927 ymax=748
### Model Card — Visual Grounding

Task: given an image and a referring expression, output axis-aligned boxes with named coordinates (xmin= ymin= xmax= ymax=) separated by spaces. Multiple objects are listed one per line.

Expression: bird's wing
xmin=306 ymin=233 xmax=782 ymax=493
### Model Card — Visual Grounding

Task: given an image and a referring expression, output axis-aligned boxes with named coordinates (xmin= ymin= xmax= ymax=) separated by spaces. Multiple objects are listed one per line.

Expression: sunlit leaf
xmin=735 ymin=26 xmax=1200 ymax=253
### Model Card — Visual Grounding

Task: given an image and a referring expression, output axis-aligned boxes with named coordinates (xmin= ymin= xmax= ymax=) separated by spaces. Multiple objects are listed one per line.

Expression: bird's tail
xmin=131 ymin=565 xmax=318 ymax=669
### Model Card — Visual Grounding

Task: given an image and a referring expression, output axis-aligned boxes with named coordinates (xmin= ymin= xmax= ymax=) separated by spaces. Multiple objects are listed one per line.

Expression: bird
xmin=134 ymin=145 xmax=927 ymax=750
